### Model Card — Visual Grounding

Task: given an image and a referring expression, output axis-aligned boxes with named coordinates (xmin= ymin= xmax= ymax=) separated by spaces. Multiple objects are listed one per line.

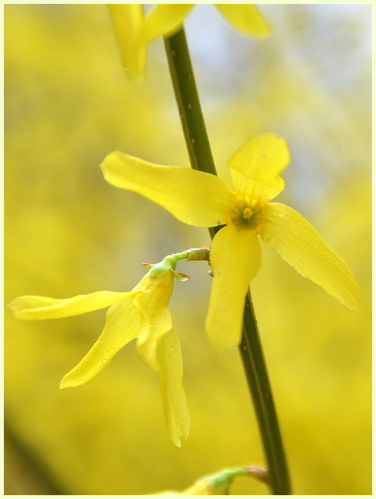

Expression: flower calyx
xmin=143 ymin=246 xmax=211 ymax=282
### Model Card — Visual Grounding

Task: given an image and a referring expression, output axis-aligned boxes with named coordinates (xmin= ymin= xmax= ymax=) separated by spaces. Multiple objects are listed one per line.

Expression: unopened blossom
xmin=8 ymin=261 xmax=190 ymax=447
xmin=109 ymin=4 xmax=271 ymax=81
xmin=100 ymin=134 xmax=361 ymax=353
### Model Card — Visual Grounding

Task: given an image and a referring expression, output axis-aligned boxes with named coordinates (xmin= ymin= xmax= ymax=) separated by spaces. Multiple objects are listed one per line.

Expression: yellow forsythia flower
xmin=153 ymin=465 xmax=267 ymax=495
xmin=109 ymin=4 xmax=271 ymax=81
xmin=8 ymin=264 xmax=190 ymax=447
xmin=100 ymin=134 xmax=361 ymax=352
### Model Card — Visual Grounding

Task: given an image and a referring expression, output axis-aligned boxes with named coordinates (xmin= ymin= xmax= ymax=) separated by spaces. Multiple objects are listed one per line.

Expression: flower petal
xmin=136 ymin=306 xmax=173 ymax=371
xmin=157 ymin=328 xmax=190 ymax=447
xmin=7 ymin=291 xmax=131 ymax=320
xmin=259 ymin=202 xmax=361 ymax=310
xmin=109 ymin=5 xmax=147 ymax=82
xmin=143 ymin=5 xmax=194 ymax=42
xmin=60 ymin=299 xmax=141 ymax=388
xmin=206 ymin=224 xmax=262 ymax=352
xmin=133 ymin=271 xmax=190 ymax=445
xmin=134 ymin=271 xmax=174 ymax=370
xmin=228 ymin=134 xmax=290 ymax=201
xmin=101 ymin=151 xmax=233 ymax=227
xmin=216 ymin=5 xmax=272 ymax=36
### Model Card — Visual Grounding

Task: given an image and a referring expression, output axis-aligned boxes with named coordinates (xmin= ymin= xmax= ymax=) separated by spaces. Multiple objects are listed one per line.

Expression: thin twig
xmin=163 ymin=28 xmax=292 ymax=495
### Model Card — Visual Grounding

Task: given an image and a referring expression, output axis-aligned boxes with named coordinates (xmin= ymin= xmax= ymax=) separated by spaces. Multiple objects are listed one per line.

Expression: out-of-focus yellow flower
xmin=8 ymin=261 xmax=190 ymax=447
xmin=109 ymin=4 xmax=271 ymax=81
xmin=101 ymin=134 xmax=360 ymax=352
xmin=109 ymin=4 xmax=148 ymax=82
xmin=153 ymin=465 xmax=268 ymax=495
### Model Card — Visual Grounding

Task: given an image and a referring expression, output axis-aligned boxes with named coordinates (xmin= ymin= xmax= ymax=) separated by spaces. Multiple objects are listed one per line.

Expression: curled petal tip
xmin=173 ymin=271 xmax=190 ymax=281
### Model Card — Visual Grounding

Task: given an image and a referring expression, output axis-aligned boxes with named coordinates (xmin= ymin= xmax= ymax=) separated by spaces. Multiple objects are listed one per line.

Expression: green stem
xmin=240 ymin=294 xmax=291 ymax=494
xmin=163 ymin=36 xmax=217 ymax=177
xmin=164 ymin=28 xmax=292 ymax=495
xmin=162 ymin=29 xmax=219 ymax=241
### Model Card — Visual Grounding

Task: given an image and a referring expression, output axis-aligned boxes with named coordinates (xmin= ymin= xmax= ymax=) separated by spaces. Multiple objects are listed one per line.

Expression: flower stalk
xmin=164 ymin=28 xmax=292 ymax=495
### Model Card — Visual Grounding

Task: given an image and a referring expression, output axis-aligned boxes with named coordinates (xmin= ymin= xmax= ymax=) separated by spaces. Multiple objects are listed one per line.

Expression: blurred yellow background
xmin=5 ymin=4 xmax=371 ymax=495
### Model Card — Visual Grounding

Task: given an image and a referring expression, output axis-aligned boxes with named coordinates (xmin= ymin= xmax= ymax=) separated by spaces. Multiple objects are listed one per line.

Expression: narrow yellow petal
xmin=206 ymin=224 xmax=262 ymax=352
xmin=157 ymin=328 xmax=190 ymax=447
xmin=216 ymin=5 xmax=272 ymax=36
xmin=60 ymin=299 xmax=141 ymax=388
xmin=7 ymin=291 xmax=131 ymax=320
xmin=109 ymin=5 xmax=147 ymax=82
xmin=100 ymin=151 xmax=233 ymax=227
xmin=136 ymin=306 xmax=173 ymax=371
xmin=134 ymin=272 xmax=174 ymax=370
xmin=228 ymin=134 xmax=290 ymax=202
xmin=133 ymin=271 xmax=190 ymax=445
xmin=143 ymin=5 xmax=194 ymax=42
xmin=259 ymin=203 xmax=361 ymax=310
